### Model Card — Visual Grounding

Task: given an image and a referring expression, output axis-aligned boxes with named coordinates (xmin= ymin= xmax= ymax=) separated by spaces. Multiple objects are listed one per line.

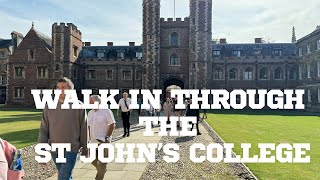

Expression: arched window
xmin=169 ymin=54 xmax=179 ymax=66
xmin=289 ymin=66 xmax=299 ymax=80
xmin=170 ymin=32 xmax=179 ymax=46
xmin=259 ymin=67 xmax=269 ymax=80
xmin=244 ymin=68 xmax=253 ymax=80
xmin=274 ymin=67 xmax=284 ymax=80
xmin=229 ymin=68 xmax=239 ymax=80
xmin=214 ymin=68 xmax=224 ymax=80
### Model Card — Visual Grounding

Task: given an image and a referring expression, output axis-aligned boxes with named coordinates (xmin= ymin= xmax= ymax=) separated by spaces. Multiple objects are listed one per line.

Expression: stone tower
xmin=52 ymin=23 xmax=83 ymax=90
xmin=142 ymin=0 xmax=161 ymax=89
xmin=189 ymin=0 xmax=212 ymax=89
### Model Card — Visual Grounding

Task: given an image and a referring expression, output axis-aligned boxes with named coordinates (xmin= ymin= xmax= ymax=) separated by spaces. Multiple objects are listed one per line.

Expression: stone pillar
xmin=189 ymin=0 xmax=213 ymax=89
xmin=142 ymin=0 xmax=161 ymax=89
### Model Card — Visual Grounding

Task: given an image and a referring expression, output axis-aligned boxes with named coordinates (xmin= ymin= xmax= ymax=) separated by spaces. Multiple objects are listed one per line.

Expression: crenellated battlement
xmin=52 ymin=22 xmax=83 ymax=66
xmin=160 ymin=17 xmax=190 ymax=28
xmin=67 ymin=23 xmax=81 ymax=35
xmin=52 ymin=22 xmax=82 ymax=38
xmin=143 ymin=0 xmax=160 ymax=4
xmin=160 ymin=17 xmax=190 ymax=23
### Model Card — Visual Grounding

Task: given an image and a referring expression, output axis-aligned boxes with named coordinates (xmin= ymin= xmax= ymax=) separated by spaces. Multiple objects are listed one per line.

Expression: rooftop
xmin=81 ymin=45 xmax=142 ymax=59
xmin=297 ymin=25 xmax=320 ymax=43
xmin=0 ymin=39 xmax=12 ymax=49
xmin=33 ymin=29 xmax=52 ymax=50
xmin=212 ymin=43 xmax=296 ymax=57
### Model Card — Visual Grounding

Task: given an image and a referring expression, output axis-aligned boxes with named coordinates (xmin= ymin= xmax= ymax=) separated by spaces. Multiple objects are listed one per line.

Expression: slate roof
xmin=212 ymin=43 xmax=296 ymax=57
xmin=34 ymin=29 xmax=52 ymax=50
xmin=80 ymin=46 xmax=142 ymax=59
xmin=0 ymin=39 xmax=12 ymax=49
xmin=297 ymin=26 xmax=320 ymax=43
xmin=80 ymin=43 xmax=296 ymax=59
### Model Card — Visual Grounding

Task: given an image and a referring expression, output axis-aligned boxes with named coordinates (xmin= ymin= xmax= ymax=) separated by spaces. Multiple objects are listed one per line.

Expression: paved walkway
xmin=47 ymin=125 xmax=162 ymax=180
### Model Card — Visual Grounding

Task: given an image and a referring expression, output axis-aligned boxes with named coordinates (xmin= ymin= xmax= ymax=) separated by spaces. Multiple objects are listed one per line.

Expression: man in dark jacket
xmin=185 ymin=99 xmax=201 ymax=135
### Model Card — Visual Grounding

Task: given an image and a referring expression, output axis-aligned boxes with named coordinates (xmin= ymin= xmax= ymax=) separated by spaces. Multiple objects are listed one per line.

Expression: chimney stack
xmin=129 ymin=42 xmax=135 ymax=46
xmin=255 ymin=38 xmax=262 ymax=43
xmin=107 ymin=42 xmax=113 ymax=46
xmin=11 ymin=31 xmax=23 ymax=52
xmin=219 ymin=38 xmax=227 ymax=44
xmin=84 ymin=42 xmax=91 ymax=46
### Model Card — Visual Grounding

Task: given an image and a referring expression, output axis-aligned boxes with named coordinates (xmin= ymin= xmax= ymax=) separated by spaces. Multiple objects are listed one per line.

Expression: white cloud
xmin=0 ymin=0 xmax=319 ymax=44
xmin=213 ymin=0 xmax=320 ymax=42
xmin=0 ymin=11 xmax=29 ymax=38
xmin=0 ymin=10 xmax=56 ymax=40
xmin=46 ymin=0 xmax=143 ymax=45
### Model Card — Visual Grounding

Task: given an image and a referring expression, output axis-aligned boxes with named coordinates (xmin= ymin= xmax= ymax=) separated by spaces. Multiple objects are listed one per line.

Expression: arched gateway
xmin=162 ymin=77 xmax=185 ymax=100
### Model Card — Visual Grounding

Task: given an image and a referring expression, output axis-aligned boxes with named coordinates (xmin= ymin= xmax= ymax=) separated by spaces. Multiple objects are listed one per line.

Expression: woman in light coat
xmin=0 ymin=139 xmax=7 ymax=180
xmin=163 ymin=98 xmax=173 ymax=122
xmin=0 ymin=138 xmax=24 ymax=179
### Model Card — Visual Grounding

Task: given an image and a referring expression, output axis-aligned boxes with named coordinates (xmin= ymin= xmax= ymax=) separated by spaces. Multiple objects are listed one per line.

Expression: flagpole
xmin=174 ymin=0 xmax=176 ymax=20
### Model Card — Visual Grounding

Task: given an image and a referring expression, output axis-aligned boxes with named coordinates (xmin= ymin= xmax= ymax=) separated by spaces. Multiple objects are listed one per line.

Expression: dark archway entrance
xmin=162 ymin=77 xmax=185 ymax=101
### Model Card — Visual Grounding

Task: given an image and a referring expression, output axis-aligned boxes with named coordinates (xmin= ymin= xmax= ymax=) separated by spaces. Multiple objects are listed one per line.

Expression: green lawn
xmin=0 ymin=108 xmax=42 ymax=149
xmin=206 ymin=110 xmax=320 ymax=180
xmin=0 ymin=108 xmax=125 ymax=149
xmin=1 ymin=107 xmax=319 ymax=179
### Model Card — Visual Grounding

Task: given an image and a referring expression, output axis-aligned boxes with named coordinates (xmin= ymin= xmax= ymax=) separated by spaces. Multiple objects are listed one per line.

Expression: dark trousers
xmin=191 ymin=117 xmax=200 ymax=133
xmin=121 ymin=111 xmax=131 ymax=133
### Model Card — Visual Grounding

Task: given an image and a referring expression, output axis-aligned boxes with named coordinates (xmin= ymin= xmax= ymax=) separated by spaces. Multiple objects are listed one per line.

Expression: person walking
xmin=182 ymin=98 xmax=188 ymax=116
xmin=117 ymin=92 xmax=132 ymax=137
xmin=163 ymin=98 xmax=173 ymax=124
xmin=137 ymin=95 xmax=142 ymax=116
xmin=88 ymin=95 xmax=116 ymax=180
xmin=186 ymin=99 xmax=201 ymax=135
xmin=0 ymin=140 xmax=6 ymax=180
xmin=0 ymin=138 xmax=25 ymax=179
xmin=155 ymin=101 xmax=162 ymax=125
xmin=147 ymin=100 xmax=155 ymax=117
xmin=38 ymin=77 xmax=88 ymax=180
xmin=201 ymin=101 xmax=208 ymax=120
xmin=172 ymin=97 xmax=180 ymax=116
xmin=172 ymin=97 xmax=181 ymax=128
xmin=147 ymin=100 xmax=155 ymax=127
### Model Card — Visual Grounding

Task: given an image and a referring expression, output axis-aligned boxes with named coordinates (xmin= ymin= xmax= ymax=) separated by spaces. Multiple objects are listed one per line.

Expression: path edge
xmin=201 ymin=120 xmax=259 ymax=180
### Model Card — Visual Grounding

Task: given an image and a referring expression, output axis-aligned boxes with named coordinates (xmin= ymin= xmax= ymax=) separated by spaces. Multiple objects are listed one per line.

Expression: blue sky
xmin=0 ymin=0 xmax=319 ymax=45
